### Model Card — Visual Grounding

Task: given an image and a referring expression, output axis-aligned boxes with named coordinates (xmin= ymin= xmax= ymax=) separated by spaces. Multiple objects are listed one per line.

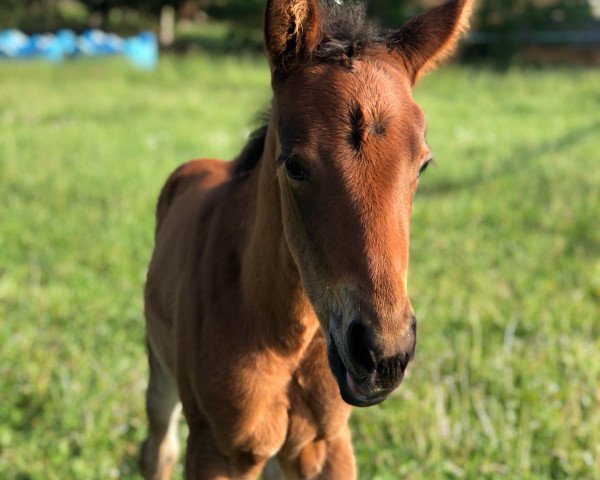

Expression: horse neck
xmin=241 ymin=123 xmax=319 ymax=353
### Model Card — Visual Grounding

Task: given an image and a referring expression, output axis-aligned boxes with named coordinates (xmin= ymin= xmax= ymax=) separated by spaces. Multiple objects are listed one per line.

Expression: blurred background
xmin=2 ymin=0 xmax=600 ymax=65
xmin=1 ymin=1 xmax=599 ymax=479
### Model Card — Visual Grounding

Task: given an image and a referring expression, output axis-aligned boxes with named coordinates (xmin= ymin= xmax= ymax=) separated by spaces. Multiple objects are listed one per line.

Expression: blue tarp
xmin=0 ymin=29 xmax=158 ymax=69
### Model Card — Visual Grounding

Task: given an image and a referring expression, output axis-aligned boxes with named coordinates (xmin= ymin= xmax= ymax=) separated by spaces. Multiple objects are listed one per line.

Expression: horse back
xmin=145 ymin=158 xmax=232 ymax=371
xmin=155 ymin=158 xmax=231 ymax=236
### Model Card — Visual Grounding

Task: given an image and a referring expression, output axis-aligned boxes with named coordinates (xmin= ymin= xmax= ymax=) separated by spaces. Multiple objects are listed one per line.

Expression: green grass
xmin=0 ymin=55 xmax=598 ymax=479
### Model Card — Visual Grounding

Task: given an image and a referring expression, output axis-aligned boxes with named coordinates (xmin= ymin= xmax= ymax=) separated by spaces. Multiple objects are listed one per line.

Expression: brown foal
xmin=141 ymin=1 xmax=474 ymax=478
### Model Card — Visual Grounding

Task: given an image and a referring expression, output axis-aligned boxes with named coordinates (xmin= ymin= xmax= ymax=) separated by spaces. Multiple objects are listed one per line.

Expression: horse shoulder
xmin=155 ymin=158 xmax=230 ymax=233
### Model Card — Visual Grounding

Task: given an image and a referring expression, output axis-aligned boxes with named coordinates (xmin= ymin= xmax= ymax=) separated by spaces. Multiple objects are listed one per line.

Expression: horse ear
xmin=387 ymin=0 xmax=475 ymax=84
xmin=264 ymin=0 xmax=322 ymax=75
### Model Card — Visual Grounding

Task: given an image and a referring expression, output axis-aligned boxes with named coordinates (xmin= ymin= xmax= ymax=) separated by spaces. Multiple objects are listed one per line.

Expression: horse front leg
xmin=317 ymin=425 xmax=356 ymax=480
xmin=274 ymin=425 xmax=355 ymax=480
xmin=185 ymin=422 xmax=270 ymax=480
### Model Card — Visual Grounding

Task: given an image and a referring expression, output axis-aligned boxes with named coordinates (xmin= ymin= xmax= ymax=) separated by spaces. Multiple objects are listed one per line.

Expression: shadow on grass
xmin=419 ymin=119 xmax=600 ymax=260
xmin=419 ymin=119 xmax=600 ymax=198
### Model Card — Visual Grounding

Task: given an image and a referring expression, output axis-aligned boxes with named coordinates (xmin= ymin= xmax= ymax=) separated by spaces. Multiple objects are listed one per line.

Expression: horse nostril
xmin=376 ymin=352 xmax=411 ymax=388
xmin=376 ymin=359 xmax=389 ymax=379
xmin=346 ymin=320 xmax=376 ymax=374
xmin=346 ymin=318 xmax=415 ymax=381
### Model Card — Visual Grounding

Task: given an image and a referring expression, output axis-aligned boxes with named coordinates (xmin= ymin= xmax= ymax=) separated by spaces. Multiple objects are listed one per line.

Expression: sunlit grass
xmin=1 ymin=56 xmax=598 ymax=479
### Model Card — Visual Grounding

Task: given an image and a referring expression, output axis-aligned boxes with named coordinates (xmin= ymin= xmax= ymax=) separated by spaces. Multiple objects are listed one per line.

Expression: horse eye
xmin=283 ymin=155 xmax=309 ymax=181
xmin=418 ymin=159 xmax=432 ymax=178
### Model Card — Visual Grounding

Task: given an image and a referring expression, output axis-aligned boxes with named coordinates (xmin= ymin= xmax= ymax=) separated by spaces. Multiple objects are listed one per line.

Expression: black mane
xmin=232 ymin=1 xmax=382 ymax=178
xmin=231 ymin=123 xmax=269 ymax=178
xmin=316 ymin=1 xmax=382 ymax=61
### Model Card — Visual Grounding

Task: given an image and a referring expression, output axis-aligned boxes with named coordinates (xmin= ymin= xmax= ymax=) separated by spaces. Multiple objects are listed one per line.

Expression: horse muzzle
xmin=326 ymin=317 xmax=416 ymax=407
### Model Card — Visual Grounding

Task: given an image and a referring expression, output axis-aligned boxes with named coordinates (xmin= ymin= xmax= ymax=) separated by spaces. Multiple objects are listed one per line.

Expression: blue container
xmin=0 ymin=28 xmax=159 ymax=69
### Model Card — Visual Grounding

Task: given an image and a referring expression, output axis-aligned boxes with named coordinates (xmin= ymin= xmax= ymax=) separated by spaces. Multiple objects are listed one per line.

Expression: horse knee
xmin=231 ymin=449 xmax=271 ymax=475
xmin=146 ymin=390 xmax=179 ymax=432
xmin=185 ymin=425 xmax=270 ymax=480
xmin=296 ymin=439 xmax=327 ymax=479
xmin=318 ymin=430 xmax=356 ymax=480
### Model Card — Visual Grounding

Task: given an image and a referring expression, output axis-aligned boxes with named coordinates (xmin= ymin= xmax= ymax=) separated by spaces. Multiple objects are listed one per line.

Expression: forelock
xmin=315 ymin=1 xmax=383 ymax=62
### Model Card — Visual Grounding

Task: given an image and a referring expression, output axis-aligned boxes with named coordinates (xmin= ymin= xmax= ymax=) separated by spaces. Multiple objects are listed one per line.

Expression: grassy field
xmin=1 ymin=55 xmax=599 ymax=479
